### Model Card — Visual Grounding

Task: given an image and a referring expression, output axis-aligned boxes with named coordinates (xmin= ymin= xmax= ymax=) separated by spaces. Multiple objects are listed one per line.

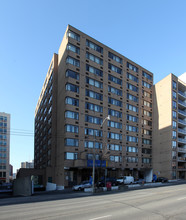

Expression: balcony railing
xmin=178 ymin=166 xmax=186 ymax=170
xmin=178 ymin=157 xmax=186 ymax=162
xmin=178 ymin=138 xmax=186 ymax=143
xmin=178 ymin=119 xmax=186 ymax=125
xmin=178 ymin=109 xmax=186 ymax=116
xmin=178 ymin=147 xmax=186 ymax=152
xmin=178 ymin=100 xmax=186 ymax=107
xmin=178 ymin=128 xmax=186 ymax=134
xmin=178 ymin=90 xmax=186 ymax=98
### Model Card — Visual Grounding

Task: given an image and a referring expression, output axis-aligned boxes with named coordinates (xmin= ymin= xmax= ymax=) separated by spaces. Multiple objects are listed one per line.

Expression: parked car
xmin=117 ymin=176 xmax=134 ymax=185
xmin=134 ymin=179 xmax=146 ymax=184
xmin=97 ymin=177 xmax=118 ymax=187
xmin=72 ymin=181 xmax=91 ymax=191
xmin=156 ymin=177 xmax=168 ymax=183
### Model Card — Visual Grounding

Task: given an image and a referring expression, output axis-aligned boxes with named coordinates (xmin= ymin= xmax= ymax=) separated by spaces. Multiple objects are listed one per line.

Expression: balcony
xmin=178 ymin=157 xmax=186 ymax=162
xmin=178 ymin=128 xmax=186 ymax=134
xmin=178 ymin=109 xmax=186 ymax=116
xmin=178 ymin=100 xmax=186 ymax=107
xmin=178 ymin=90 xmax=186 ymax=98
xmin=178 ymin=138 xmax=186 ymax=144
xmin=178 ymin=119 xmax=186 ymax=125
xmin=177 ymin=166 xmax=186 ymax=170
xmin=178 ymin=147 xmax=186 ymax=153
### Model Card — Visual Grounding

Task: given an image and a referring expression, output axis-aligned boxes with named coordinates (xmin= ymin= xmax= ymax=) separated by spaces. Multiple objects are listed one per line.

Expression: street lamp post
xmin=92 ymin=115 xmax=110 ymax=193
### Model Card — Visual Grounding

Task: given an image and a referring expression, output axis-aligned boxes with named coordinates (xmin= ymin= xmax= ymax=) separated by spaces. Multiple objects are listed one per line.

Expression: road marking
xmin=89 ymin=215 xmax=112 ymax=220
xmin=177 ymin=197 xmax=186 ymax=201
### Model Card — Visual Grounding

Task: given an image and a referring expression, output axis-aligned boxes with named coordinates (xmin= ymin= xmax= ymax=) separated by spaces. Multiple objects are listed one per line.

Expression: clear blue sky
xmin=1 ymin=0 xmax=186 ymax=173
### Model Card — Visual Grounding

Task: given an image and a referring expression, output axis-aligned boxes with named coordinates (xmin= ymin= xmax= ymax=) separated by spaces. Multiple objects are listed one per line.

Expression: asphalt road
xmin=1 ymin=184 xmax=186 ymax=220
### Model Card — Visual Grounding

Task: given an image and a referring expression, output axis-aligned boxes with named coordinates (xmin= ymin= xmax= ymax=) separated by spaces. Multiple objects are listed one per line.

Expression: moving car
xmin=156 ymin=177 xmax=168 ymax=183
xmin=72 ymin=181 xmax=91 ymax=191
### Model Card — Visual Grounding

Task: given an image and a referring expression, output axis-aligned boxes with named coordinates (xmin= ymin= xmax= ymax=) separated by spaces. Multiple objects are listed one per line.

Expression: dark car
xmin=156 ymin=177 xmax=168 ymax=183
xmin=97 ymin=177 xmax=118 ymax=187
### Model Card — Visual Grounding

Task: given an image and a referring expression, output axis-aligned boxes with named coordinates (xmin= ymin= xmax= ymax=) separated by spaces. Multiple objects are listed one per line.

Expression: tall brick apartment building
xmin=34 ymin=25 xmax=153 ymax=188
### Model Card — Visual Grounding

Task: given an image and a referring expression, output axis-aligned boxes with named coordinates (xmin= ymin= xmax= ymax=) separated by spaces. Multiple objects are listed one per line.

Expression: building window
xmin=127 ymin=93 xmax=138 ymax=102
xmin=142 ymin=139 xmax=152 ymax=145
xmin=172 ymin=121 xmax=177 ymax=129
xmin=143 ymin=90 xmax=152 ymax=98
xmin=110 ymin=155 xmax=122 ymax=162
xmin=67 ymin=30 xmax=80 ymax=41
xmin=86 ymin=52 xmax=103 ymax=65
xmin=127 ymin=62 xmax=138 ymax=72
xmin=108 ymin=144 xmax=122 ymax=151
xmin=126 ymin=125 xmax=138 ymax=132
xmin=86 ymin=77 xmax=103 ymax=88
xmin=65 ymin=124 xmax=79 ymax=133
xmin=65 ymin=138 xmax=79 ymax=147
xmin=86 ymin=40 xmax=103 ymax=53
xmin=108 ymin=97 xmax=122 ymax=107
xmin=66 ymin=56 xmax=80 ymax=67
xmin=85 ymin=102 xmax=103 ymax=113
xmin=65 ymin=152 xmax=78 ymax=160
xmin=172 ymin=151 xmax=176 ymax=160
xmin=127 ymin=83 xmax=138 ymax=92
xmin=126 ymin=157 xmax=138 ymax=163
xmin=66 ymin=97 xmax=79 ymax=106
xmin=142 ymin=71 xmax=152 ymax=80
xmin=172 ymin=91 xmax=177 ymax=99
xmin=108 ymin=120 xmax=122 ymax=129
xmin=126 ymin=146 xmax=138 ymax=153
xmin=126 ymin=114 xmax=138 ymax=122
xmin=142 ymin=81 xmax=152 ymax=89
xmin=108 ymin=63 xmax=122 ymax=74
xmin=172 ymin=111 xmax=177 ymax=119
xmin=85 ymin=89 xmax=103 ymax=100
xmin=85 ymin=128 xmax=102 ymax=137
xmin=108 ymin=86 xmax=122 ymax=96
xmin=66 ymin=70 xmax=79 ymax=80
xmin=85 ymin=115 xmax=102 ymax=125
xmin=172 ymin=131 xmax=177 ymax=139
xmin=85 ymin=141 xmax=102 ymax=149
xmin=143 ymin=129 xmax=152 ymax=135
xmin=108 ymin=52 xmax=122 ymax=64
xmin=143 ymin=119 xmax=152 ymax=126
xmin=142 ymin=148 xmax=152 ymax=154
xmin=172 ymin=101 xmax=177 ymax=109
xmin=86 ymin=64 xmax=103 ymax=77
xmin=173 ymin=81 xmax=177 ymax=90
xmin=143 ymin=110 xmax=152 ymax=117
xmin=66 ymin=43 xmax=80 ymax=54
xmin=126 ymin=135 xmax=138 ymax=143
xmin=65 ymin=111 xmax=79 ymax=120
xmin=144 ymin=100 xmax=152 ymax=108
xmin=126 ymin=104 xmax=138 ymax=113
xmin=127 ymin=72 xmax=138 ymax=83
xmin=66 ymin=83 xmax=79 ymax=93
xmin=172 ymin=141 xmax=177 ymax=149
xmin=108 ymin=74 xmax=122 ymax=85
xmin=142 ymin=158 xmax=151 ymax=164
xmin=108 ymin=132 xmax=122 ymax=140
xmin=108 ymin=109 xmax=122 ymax=118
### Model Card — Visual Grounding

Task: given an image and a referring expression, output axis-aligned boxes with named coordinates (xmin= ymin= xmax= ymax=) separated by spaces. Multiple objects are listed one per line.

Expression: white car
xmin=72 ymin=181 xmax=92 ymax=191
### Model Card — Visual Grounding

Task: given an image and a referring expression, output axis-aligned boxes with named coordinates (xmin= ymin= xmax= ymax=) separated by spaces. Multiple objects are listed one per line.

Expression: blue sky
xmin=1 ymin=0 xmax=186 ymax=172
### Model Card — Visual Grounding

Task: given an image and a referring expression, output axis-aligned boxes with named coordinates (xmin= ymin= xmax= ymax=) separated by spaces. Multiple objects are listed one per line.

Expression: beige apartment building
xmin=153 ymin=73 xmax=186 ymax=180
xmin=0 ymin=112 xmax=10 ymax=183
xmin=34 ymin=25 xmax=153 ymax=188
